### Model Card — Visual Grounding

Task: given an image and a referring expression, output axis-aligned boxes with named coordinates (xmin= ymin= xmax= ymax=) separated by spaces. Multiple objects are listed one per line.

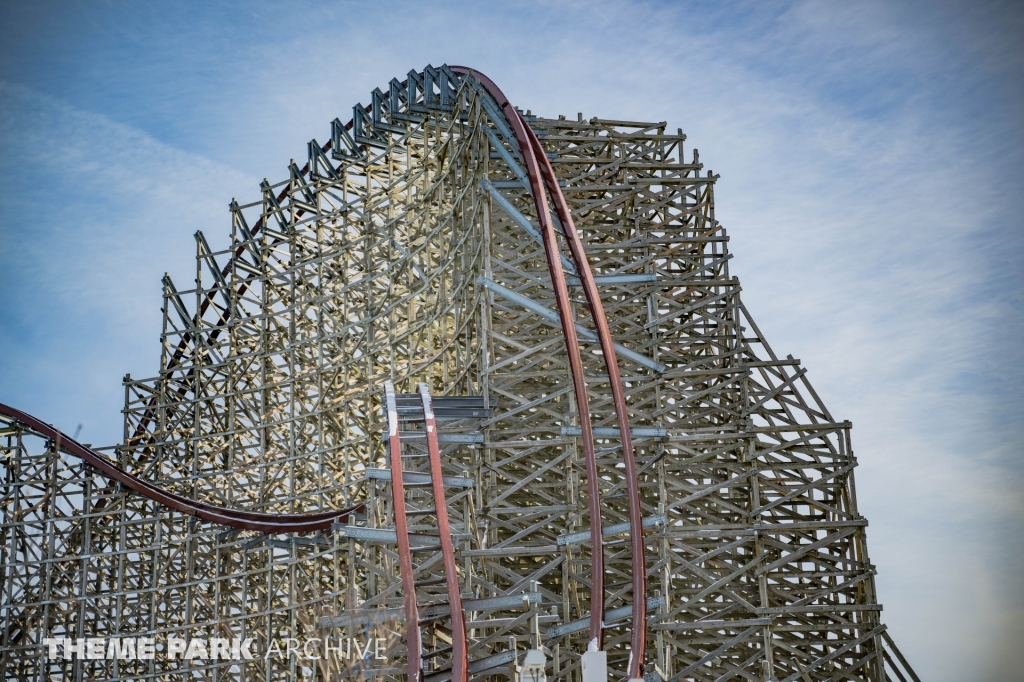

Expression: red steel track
xmin=383 ymin=381 xmax=469 ymax=682
xmin=420 ymin=384 xmax=469 ymax=682
xmin=528 ymin=131 xmax=648 ymax=675
xmin=448 ymin=67 xmax=607 ymax=650
xmin=452 ymin=67 xmax=648 ymax=675
xmin=385 ymin=382 xmax=423 ymax=682
xmin=0 ymin=402 xmax=361 ymax=533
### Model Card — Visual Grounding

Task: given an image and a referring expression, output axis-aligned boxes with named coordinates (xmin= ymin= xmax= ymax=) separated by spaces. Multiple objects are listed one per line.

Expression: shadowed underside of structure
xmin=0 ymin=66 xmax=918 ymax=682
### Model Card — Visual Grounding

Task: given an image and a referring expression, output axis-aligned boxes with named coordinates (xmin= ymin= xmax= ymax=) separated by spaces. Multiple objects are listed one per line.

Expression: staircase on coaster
xmin=0 ymin=63 xmax=921 ymax=682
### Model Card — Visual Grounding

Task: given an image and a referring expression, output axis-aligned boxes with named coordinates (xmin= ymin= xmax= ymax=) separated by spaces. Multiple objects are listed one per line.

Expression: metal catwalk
xmin=0 ymin=65 xmax=918 ymax=682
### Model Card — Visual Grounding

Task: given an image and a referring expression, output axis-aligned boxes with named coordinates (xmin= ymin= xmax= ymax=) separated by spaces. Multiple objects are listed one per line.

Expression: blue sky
xmin=1 ymin=1 xmax=1021 ymax=678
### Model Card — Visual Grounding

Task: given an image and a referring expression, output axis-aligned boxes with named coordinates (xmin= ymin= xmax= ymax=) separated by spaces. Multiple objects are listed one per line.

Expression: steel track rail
xmin=0 ymin=403 xmax=361 ymax=533
xmin=526 ymin=129 xmax=649 ymax=677
xmin=450 ymin=66 xmax=607 ymax=649
xmin=453 ymin=66 xmax=648 ymax=674
xmin=420 ymin=383 xmax=469 ymax=682
xmin=385 ymin=381 xmax=423 ymax=682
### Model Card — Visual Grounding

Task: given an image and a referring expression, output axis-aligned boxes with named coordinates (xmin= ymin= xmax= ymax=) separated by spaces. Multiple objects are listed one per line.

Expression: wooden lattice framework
xmin=0 ymin=65 xmax=919 ymax=682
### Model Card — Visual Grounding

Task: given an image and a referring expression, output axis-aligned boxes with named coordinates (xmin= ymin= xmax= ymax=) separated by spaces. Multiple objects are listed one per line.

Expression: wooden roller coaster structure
xmin=0 ymin=65 xmax=919 ymax=682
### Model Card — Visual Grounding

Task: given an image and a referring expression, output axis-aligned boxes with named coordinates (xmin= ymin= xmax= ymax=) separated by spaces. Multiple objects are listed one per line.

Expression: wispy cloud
xmin=0 ymin=80 xmax=254 ymax=440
